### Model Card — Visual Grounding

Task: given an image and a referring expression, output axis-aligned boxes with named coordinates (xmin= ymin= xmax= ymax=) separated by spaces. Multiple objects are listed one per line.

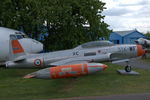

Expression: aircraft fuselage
xmin=6 ymin=44 xmax=144 ymax=68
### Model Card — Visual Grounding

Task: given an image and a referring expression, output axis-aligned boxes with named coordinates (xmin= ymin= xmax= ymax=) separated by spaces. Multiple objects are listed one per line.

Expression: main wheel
xmin=125 ymin=65 xmax=131 ymax=72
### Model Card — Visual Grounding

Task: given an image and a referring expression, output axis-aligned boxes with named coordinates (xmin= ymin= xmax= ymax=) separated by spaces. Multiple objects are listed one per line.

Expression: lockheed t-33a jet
xmin=5 ymin=35 xmax=145 ymax=79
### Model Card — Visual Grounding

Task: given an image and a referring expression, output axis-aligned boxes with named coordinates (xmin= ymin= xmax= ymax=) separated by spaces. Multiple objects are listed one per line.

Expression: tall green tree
xmin=145 ymin=31 xmax=150 ymax=39
xmin=0 ymin=0 xmax=44 ymax=39
xmin=41 ymin=0 xmax=111 ymax=50
xmin=0 ymin=0 xmax=110 ymax=51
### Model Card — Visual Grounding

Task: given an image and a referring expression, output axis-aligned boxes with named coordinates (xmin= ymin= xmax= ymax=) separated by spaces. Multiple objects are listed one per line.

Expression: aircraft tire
xmin=125 ymin=65 xmax=131 ymax=72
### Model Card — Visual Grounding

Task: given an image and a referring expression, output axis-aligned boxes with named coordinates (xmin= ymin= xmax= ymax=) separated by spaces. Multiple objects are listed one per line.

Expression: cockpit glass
xmin=81 ymin=41 xmax=114 ymax=48
xmin=15 ymin=32 xmax=29 ymax=38
xmin=10 ymin=35 xmax=17 ymax=40
xmin=16 ymin=35 xmax=24 ymax=39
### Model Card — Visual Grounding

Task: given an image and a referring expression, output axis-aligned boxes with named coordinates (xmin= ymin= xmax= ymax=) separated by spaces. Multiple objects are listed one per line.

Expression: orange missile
xmin=24 ymin=63 xmax=108 ymax=79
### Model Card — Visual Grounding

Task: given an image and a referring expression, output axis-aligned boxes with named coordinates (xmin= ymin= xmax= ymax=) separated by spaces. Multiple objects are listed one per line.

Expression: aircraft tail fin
xmin=11 ymin=39 xmax=24 ymax=54
xmin=9 ymin=35 xmax=26 ymax=61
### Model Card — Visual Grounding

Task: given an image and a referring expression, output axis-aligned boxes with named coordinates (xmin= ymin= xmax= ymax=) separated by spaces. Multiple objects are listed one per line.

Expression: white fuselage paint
xmin=0 ymin=27 xmax=43 ymax=64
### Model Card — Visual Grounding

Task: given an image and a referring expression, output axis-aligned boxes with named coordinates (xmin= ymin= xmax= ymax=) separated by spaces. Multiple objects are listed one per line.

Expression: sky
xmin=101 ymin=0 xmax=150 ymax=33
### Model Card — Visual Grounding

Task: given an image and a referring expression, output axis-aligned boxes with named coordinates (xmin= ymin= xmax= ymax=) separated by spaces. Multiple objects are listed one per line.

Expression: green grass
xmin=0 ymin=63 xmax=150 ymax=100
xmin=142 ymin=57 xmax=150 ymax=62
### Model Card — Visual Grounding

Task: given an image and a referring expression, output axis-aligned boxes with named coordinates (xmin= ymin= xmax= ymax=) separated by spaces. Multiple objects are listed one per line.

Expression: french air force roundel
xmin=34 ymin=59 xmax=42 ymax=66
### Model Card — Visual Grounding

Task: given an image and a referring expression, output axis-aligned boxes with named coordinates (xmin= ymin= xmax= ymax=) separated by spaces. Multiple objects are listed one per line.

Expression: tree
xmin=0 ymin=0 xmax=110 ymax=51
xmin=42 ymin=0 xmax=111 ymax=50
xmin=145 ymin=31 xmax=150 ymax=39
xmin=0 ymin=0 xmax=44 ymax=39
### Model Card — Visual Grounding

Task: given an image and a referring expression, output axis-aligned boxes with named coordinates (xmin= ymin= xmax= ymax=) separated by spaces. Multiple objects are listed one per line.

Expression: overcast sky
xmin=102 ymin=0 xmax=150 ymax=33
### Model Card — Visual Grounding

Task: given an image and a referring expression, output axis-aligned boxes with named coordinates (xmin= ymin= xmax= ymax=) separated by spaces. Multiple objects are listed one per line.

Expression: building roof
xmin=114 ymin=30 xmax=137 ymax=36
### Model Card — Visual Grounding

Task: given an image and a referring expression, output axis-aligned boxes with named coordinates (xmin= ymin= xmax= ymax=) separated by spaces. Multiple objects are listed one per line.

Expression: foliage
xmin=145 ymin=31 xmax=150 ymax=39
xmin=0 ymin=0 xmax=43 ymax=39
xmin=0 ymin=0 xmax=111 ymax=50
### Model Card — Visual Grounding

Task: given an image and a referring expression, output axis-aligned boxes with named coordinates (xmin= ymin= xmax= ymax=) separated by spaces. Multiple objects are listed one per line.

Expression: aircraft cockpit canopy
xmin=74 ymin=41 xmax=114 ymax=50
xmin=15 ymin=32 xmax=29 ymax=39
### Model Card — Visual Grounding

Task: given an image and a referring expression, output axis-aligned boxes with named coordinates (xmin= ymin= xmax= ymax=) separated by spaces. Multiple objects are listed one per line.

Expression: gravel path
xmin=117 ymin=57 xmax=150 ymax=70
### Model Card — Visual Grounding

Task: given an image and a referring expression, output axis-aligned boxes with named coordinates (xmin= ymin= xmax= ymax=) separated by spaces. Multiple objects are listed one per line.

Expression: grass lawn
xmin=0 ymin=63 xmax=150 ymax=100
xmin=142 ymin=57 xmax=150 ymax=62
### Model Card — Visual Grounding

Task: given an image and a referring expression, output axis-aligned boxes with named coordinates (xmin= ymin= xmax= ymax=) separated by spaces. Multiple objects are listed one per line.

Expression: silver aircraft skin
xmin=5 ymin=37 xmax=145 ymax=74
xmin=135 ymin=38 xmax=150 ymax=48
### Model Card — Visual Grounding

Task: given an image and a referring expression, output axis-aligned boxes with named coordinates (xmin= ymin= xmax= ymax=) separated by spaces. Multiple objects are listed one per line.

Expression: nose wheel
xmin=125 ymin=65 xmax=131 ymax=72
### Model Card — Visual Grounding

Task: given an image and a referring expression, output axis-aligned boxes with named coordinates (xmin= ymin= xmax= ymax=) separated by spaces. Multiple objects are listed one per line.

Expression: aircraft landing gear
xmin=125 ymin=61 xmax=132 ymax=72
xmin=117 ymin=61 xmax=139 ymax=75
xmin=125 ymin=65 xmax=131 ymax=72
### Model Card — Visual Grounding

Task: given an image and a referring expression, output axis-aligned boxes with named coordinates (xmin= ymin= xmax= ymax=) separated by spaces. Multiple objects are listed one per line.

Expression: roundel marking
xmin=34 ymin=59 xmax=42 ymax=66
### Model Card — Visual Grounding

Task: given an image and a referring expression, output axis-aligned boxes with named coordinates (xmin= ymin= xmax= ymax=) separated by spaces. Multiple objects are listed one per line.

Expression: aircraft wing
xmin=110 ymin=53 xmax=128 ymax=60
xmin=49 ymin=58 xmax=89 ymax=66
xmin=49 ymin=53 xmax=111 ymax=66
xmin=110 ymin=53 xmax=130 ymax=63
xmin=49 ymin=53 xmax=131 ymax=66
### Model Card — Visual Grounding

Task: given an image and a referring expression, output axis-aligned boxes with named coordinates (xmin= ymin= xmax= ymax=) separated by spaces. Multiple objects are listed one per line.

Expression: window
xmin=15 ymin=32 xmax=29 ymax=38
xmin=16 ymin=35 xmax=24 ymax=39
xmin=10 ymin=35 xmax=17 ymax=40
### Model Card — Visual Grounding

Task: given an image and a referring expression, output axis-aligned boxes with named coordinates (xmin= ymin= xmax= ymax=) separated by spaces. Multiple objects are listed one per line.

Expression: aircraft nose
xmin=137 ymin=45 xmax=145 ymax=56
xmin=31 ymin=39 xmax=43 ymax=53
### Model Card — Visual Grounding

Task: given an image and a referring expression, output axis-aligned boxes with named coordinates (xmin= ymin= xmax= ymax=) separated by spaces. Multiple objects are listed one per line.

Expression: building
xmin=109 ymin=30 xmax=146 ymax=44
